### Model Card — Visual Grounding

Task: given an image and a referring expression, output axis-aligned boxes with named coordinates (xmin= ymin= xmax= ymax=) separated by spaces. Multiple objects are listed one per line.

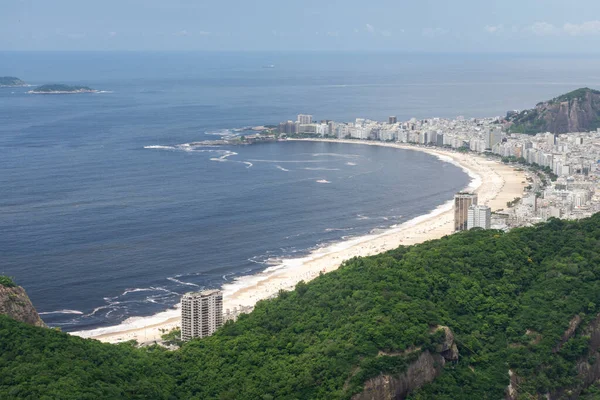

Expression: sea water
xmin=2 ymin=51 xmax=599 ymax=332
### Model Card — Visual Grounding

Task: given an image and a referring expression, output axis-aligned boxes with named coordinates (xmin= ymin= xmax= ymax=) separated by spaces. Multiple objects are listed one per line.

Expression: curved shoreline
xmin=72 ymin=139 xmax=526 ymax=343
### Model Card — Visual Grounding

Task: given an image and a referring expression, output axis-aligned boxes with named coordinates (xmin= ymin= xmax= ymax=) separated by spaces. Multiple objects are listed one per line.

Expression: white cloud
xmin=528 ymin=22 xmax=558 ymax=36
xmin=198 ymin=31 xmax=211 ymax=36
xmin=326 ymin=31 xmax=339 ymax=37
xmin=108 ymin=31 xmax=117 ymax=38
xmin=365 ymin=23 xmax=375 ymax=33
xmin=563 ymin=20 xmax=600 ymax=36
xmin=380 ymin=30 xmax=392 ymax=37
xmin=484 ymin=25 xmax=504 ymax=34
xmin=174 ymin=30 xmax=190 ymax=37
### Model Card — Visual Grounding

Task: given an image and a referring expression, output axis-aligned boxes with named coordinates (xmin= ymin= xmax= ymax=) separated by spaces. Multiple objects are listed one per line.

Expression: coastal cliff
xmin=0 ymin=277 xmax=46 ymax=328
xmin=507 ymin=313 xmax=600 ymax=400
xmin=352 ymin=326 xmax=458 ymax=400
xmin=507 ymin=88 xmax=600 ymax=134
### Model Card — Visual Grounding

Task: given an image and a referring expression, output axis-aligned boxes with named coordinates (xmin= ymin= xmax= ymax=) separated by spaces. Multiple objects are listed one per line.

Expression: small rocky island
xmin=0 ymin=76 xmax=28 ymax=87
xmin=28 ymin=84 xmax=98 ymax=94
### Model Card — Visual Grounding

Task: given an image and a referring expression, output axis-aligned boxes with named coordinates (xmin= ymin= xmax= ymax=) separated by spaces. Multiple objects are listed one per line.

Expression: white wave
xmin=72 ymin=304 xmax=182 ymax=339
xmin=312 ymin=153 xmax=361 ymax=159
xmin=303 ymin=167 xmax=340 ymax=171
xmin=276 ymin=165 xmax=290 ymax=172
xmin=248 ymin=159 xmax=324 ymax=163
xmin=316 ymin=179 xmax=331 ymax=184
xmin=324 ymin=227 xmax=354 ymax=232
xmin=243 ymin=161 xmax=253 ymax=168
xmin=167 ymin=277 xmax=200 ymax=287
xmin=210 ymin=150 xmax=238 ymax=161
xmin=84 ymin=304 xmax=115 ymax=318
xmin=222 ymin=273 xmax=236 ymax=281
xmin=72 ymin=140 xmax=482 ymax=340
xmin=356 ymin=214 xmax=370 ymax=220
xmin=39 ymin=309 xmax=83 ymax=315
xmin=144 ymin=145 xmax=176 ymax=150
xmin=205 ymin=129 xmax=234 ymax=136
xmin=121 ymin=288 xmax=155 ymax=296
xmin=346 ymin=162 xmax=357 ymax=166
xmin=95 ymin=90 xmax=113 ymax=94
xmin=120 ymin=287 xmax=177 ymax=296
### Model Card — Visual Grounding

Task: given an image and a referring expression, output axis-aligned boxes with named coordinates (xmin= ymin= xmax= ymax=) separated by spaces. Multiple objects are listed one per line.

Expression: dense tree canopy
xmin=3 ymin=215 xmax=600 ymax=399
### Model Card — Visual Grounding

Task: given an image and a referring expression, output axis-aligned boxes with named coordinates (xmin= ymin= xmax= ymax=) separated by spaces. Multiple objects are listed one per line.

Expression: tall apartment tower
xmin=297 ymin=114 xmax=313 ymax=124
xmin=454 ymin=192 xmax=478 ymax=231
xmin=181 ymin=289 xmax=223 ymax=341
xmin=388 ymin=116 xmax=397 ymax=124
xmin=467 ymin=205 xmax=491 ymax=230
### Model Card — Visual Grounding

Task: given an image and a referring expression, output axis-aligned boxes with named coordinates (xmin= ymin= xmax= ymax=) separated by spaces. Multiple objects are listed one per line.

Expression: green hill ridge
xmin=4 ymin=215 xmax=600 ymax=398
xmin=508 ymin=87 xmax=600 ymax=134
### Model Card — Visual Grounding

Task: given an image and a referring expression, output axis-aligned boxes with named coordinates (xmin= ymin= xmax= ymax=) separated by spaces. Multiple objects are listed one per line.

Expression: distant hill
xmin=507 ymin=87 xmax=600 ymax=134
xmin=29 ymin=84 xmax=96 ymax=94
xmin=0 ymin=76 xmax=27 ymax=87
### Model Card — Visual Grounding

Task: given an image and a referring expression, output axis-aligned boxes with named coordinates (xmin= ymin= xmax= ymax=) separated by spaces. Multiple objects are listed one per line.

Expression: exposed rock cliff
xmin=507 ymin=88 xmax=600 ymax=134
xmin=352 ymin=326 xmax=458 ymax=400
xmin=0 ymin=278 xmax=46 ymax=328
xmin=506 ymin=313 xmax=600 ymax=400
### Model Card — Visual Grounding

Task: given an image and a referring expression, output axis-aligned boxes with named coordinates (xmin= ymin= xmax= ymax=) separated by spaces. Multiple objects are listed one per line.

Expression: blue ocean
xmin=2 ymin=52 xmax=599 ymax=332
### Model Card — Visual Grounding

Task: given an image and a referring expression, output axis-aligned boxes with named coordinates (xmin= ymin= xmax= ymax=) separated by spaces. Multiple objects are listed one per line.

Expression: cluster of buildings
xmin=279 ymin=113 xmax=600 ymax=228
xmin=454 ymin=193 xmax=491 ymax=231
xmin=180 ymin=114 xmax=600 ymax=341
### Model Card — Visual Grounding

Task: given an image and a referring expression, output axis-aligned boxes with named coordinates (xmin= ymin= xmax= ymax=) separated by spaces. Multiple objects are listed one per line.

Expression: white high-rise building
xmin=181 ymin=289 xmax=223 ymax=341
xmin=467 ymin=205 xmax=491 ymax=230
xmin=297 ymin=114 xmax=312 ymax=124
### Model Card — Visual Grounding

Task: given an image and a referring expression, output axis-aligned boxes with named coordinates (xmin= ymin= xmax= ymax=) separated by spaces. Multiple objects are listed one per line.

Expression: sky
xmin=4 ymin=0 xmax=600 ymax=52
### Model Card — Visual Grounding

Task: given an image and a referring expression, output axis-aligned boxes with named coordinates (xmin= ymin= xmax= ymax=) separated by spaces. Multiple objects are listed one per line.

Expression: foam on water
xmin=248 ymin=159 xmax=324 ymax=163
xmin=316 ymin=179 xmax=331 ymax=184
xmin=144 ymin=145 xmax=176 ymax=150
xmin=167 ymin=277 xmax=201 ymax=287
xmin=311 ymin=153 xmax=361 ymax=159
xmin=72 ymin=145 xmax=479 ymax=340
xmin=72 ymin=304 xmax=182 ymax=338
xmin=144 ymin=143 xmax=255 ymax=167
xmin=39 ymin=309 xmax=84 ymax=315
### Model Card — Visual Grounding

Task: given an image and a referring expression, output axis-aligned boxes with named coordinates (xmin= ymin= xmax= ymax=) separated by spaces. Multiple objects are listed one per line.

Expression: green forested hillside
xmin=3 ymin=216 xmax=600 ymax=399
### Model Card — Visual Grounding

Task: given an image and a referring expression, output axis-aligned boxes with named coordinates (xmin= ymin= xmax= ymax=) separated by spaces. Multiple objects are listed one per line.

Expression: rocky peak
xmin=507 ymin=88 xmax=600 ymax=134
xmin=0 ymin=277 xmax=46 ymax=328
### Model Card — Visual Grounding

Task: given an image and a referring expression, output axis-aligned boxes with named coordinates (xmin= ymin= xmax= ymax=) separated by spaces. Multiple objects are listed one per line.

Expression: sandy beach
xmin=73 ymin=139 xmax=526 ymax=344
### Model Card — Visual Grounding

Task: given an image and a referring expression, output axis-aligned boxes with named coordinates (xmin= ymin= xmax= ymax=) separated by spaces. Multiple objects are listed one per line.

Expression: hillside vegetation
xmin=4 ymin=216 xmax=600 ymax=398
xmin=508 ymin=88 xmax=600 ymax=134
